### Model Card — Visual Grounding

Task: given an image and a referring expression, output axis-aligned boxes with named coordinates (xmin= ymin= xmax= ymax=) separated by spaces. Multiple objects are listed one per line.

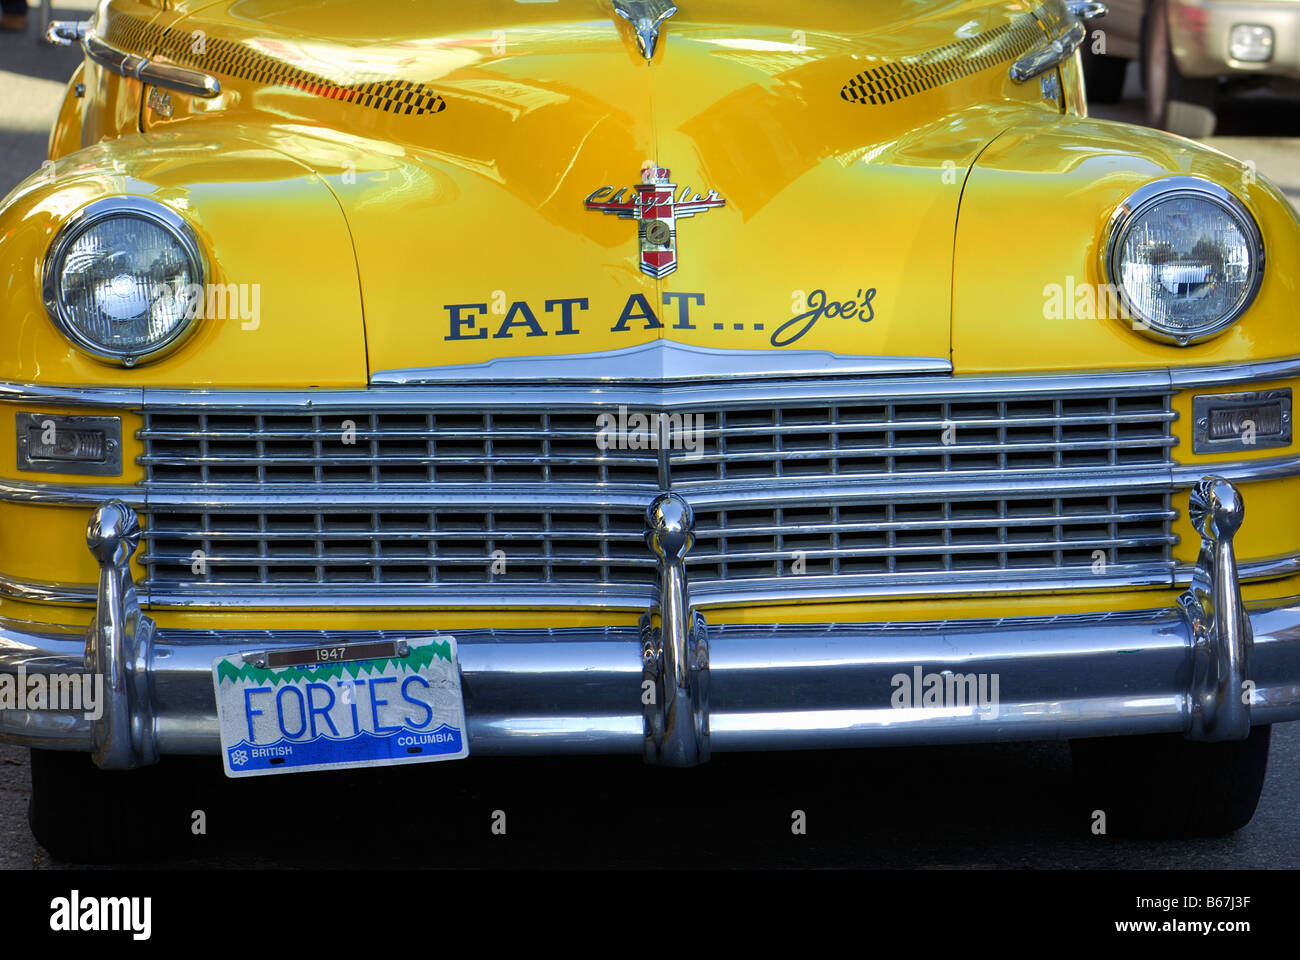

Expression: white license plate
xmin=212 ymin=636 xmax=469 ymax=777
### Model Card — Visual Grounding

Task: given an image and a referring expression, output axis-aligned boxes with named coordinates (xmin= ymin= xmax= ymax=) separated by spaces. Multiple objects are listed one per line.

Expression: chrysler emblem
xmin=585 ymin=164 xmax=725 ymax=278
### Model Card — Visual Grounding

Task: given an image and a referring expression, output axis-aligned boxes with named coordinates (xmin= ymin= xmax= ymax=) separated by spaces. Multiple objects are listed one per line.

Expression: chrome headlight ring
xmin=41 ymin=196 xmax=206 ymax=367
xmin=1102 ymin=176 xmax=1265 ymax=346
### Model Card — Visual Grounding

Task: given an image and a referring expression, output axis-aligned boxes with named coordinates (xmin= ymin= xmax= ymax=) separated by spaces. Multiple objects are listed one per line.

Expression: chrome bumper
xmin=2 ymin=477 xmax=1299 ymax=769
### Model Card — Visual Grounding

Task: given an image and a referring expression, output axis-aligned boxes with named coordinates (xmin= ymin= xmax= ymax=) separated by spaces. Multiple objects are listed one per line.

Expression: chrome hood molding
xmin=371 ymin=340 xmax=951 ymax=385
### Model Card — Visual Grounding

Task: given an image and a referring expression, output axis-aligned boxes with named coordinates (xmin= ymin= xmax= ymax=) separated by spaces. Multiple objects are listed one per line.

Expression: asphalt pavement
xmin=0 ymin=0 xmax=93 ymax=199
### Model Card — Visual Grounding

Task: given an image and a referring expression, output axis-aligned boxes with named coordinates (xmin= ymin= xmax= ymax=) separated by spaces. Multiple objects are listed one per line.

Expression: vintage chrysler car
xmin=2 ymin=0 xmax=1300 ymax=861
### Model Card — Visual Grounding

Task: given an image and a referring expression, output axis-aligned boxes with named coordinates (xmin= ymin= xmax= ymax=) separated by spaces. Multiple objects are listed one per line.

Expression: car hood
xmin=168 ymin=0 xmax=1054 ymax=378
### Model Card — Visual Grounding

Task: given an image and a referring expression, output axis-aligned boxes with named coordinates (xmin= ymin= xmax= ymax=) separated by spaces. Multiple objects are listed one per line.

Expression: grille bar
xmin=142 ymin=528 xmax=651 ymax=542
xmin=135 ymin=411 xmax=1177 ymax=442
xmin=693 ymin=508 xmax=1178 ymax=537
xmin=689 ymin=536 xmax=1176 ymax=564
xmin=140 ymin=454 xmax=660 ymax=468
xmin=140 ymin=553 xmax=659 ymax=568
xmin=666 ymin=437 xmax=1176 ymax=463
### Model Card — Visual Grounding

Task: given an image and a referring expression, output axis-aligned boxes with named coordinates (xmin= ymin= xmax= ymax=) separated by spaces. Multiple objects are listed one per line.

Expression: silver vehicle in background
xmin=1081 ymin=0 xmax=1300 ymax=136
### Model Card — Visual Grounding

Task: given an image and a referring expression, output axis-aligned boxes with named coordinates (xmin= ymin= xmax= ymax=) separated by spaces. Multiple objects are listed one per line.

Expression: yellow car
xmin=2 ymin=0 xmax=1299 ymax=860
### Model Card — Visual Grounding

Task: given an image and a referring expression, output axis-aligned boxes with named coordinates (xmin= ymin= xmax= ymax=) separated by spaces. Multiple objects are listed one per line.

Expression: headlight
xmin=1102 ymin=177 xmax=1264 ymax=346
xmin=42 ymin=197 xmax=204 ymax=366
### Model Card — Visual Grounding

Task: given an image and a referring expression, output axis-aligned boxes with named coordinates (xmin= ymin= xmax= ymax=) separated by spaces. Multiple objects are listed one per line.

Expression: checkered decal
xmin=104 ymin=12 xmax=447 ymax=116
xmin=840 ymin=16 xmax=1044 ymax=105
xmin=102 ymin=10 xmax=155 ymax=56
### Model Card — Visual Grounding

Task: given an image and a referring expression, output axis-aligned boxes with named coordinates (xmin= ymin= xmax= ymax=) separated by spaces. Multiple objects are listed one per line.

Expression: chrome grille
xmin=140 ymin=411 xmax=660 ymax=485
xmin=143 ymin=508 xmax=652 ymax=586
xmin=689 ymin=493 xmax=1175 ymax=581
xmin=670 ymin=395 xmax=1174 ymax=483
xmin=137 ymin=385 xmax=1179 ymax=606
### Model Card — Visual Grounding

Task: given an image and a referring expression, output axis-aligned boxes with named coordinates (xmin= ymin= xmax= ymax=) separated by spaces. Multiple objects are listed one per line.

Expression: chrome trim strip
xmin=139 ymin=60 xmax=221 ymax=99
xmin=1066 ymin=2 xmax=1107 ymax=18
xmin=1170 ymin=356 xmax=1300 ymax=388
xmin=0 ymin=382 xmax=143 ymax=408
xmin=143 ymin=583 xmax=654 ymax=610
xmin=6 ymin=452 xmax=1300 ymax=511
xmin=1178 ymin=551 xmax=1300 ymax=585
xmin=45 ymin=19 xmax=89 ymax=46
xmin=372 ymin=341 xmax=952 ymax=384
xmin=682 ymin=467 xmax=1173 ymax=504
xmin=692 ymin=568 xmax=1176 ymax=605
xmin=1 ymin=376 xmax=1169 ymax=410
xmin=0 ymin=574 xmax=97 ymax=604
xmin=0 ymin=477 xmax=141 ymax=508
xmin=83 ymin=33 xmax=220 ymax=98
xmin=135 ymin=408 xmax=1178 ymax=442
xmin=0 ymin=470 xmax=1178 ymax=510
xmin=1171 ymin=455 xmax=1300 ymax=486
xmin=143 ymin=483 xmax=657 ymax=510
xmin=140 ymin=552 xmax=658 ymax=569
xmin=134 ymin=437 xmax=1177 ymax=470
xmin=8 ymin=549 xmax=1297 ymax=611
xmin=0 ymin=355 xmax=1296 ymax=408
xmin=690 ymin=536 xmax=1178 ymax=564
xmin=138 ymin=373 xmax=1177 ymax=409
xmin=136 ymin=573 xmax=1175 ymax=609
xmin=1010 ymin=19 xmax=1087 ymax=82
xmin=83 ymin=33 xmax=143 ymax=77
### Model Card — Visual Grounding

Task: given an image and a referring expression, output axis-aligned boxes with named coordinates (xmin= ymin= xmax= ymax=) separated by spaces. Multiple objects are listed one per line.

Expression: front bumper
xmin=1172 ymin=0 xmax=1300 ymax=80
xmin=2 ymin=477 xmax=1299 ymax=768
xmin=4 ymin=600 xmax=1300 ymax=756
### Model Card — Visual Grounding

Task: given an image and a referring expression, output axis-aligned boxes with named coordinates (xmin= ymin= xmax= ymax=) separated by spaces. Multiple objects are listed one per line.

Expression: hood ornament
xmin=585 ymin=163 xmax=725 ymax=278
xmin=612 ymin=0 xmax=678 ymax=60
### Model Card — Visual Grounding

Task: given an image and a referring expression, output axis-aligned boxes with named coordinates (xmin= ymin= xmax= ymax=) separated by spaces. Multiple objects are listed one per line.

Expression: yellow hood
xmin=142 ymin=0 xmax=1058 ymax=377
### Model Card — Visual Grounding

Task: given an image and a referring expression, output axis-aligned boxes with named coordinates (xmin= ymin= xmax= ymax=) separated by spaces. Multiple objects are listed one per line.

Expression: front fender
xmin=952 ymin=114 xmax=1300 ymax=373
xmin=47 ymin=63 xmax=87 ymax=164
xmin=0 ymin=127 xmax=366 ymax=386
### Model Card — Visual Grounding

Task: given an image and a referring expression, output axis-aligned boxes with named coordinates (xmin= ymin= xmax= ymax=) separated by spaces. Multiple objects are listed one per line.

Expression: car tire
xmin=27 ymin=749 xmax=170 ymax=864
xmin=1069 ymin=725 xmax=1271 ymax=838
xmin=1142 ymin=0 xmax=1218 ymax=137
xmin=1081 ymin=48 xmax=1128 ymax=104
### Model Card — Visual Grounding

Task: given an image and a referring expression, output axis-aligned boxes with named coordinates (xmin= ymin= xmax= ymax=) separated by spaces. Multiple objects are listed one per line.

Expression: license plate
xmin=212 ymin=636 xmax=469 ymax=777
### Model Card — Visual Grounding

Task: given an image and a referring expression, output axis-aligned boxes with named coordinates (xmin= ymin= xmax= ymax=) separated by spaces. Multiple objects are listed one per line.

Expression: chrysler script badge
xmin=585 ymin=164 xmax=725 ymax=278
xmin=612 ymin=0 xmax=678 ymax=60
